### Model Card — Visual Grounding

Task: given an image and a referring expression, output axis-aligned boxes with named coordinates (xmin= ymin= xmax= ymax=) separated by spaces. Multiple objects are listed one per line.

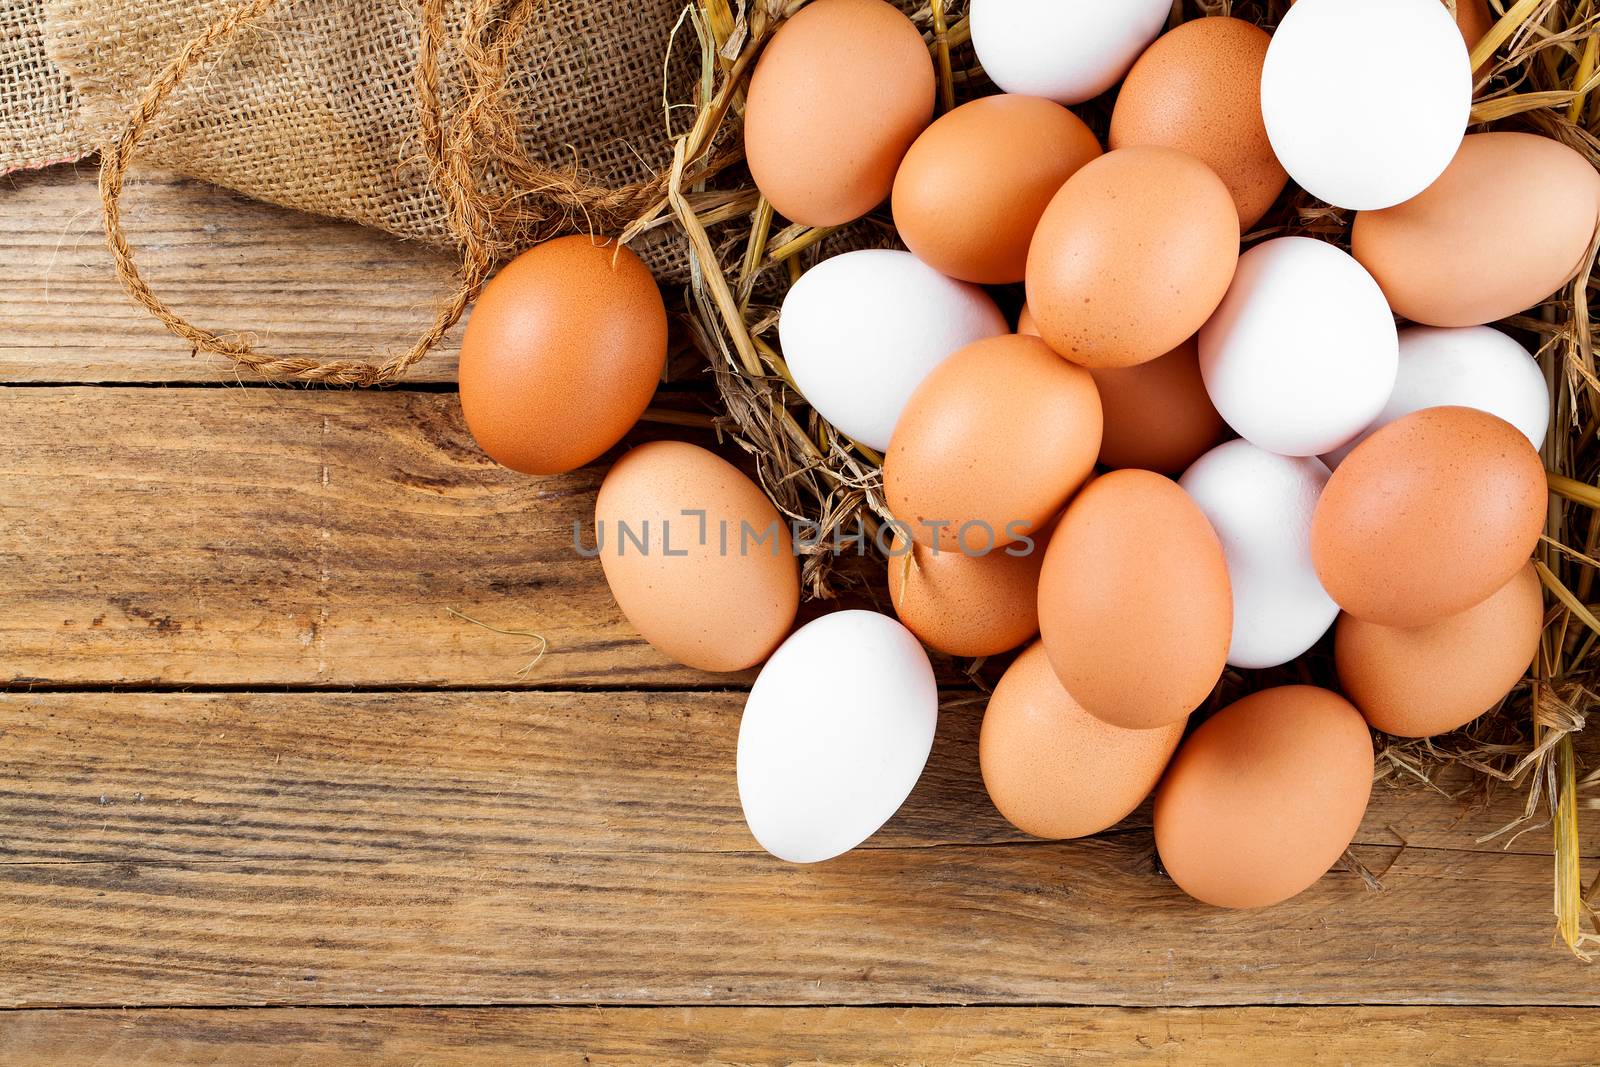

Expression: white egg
xmin=779 ymin=249 xmax=1007 ymax=452
xmin=1180 ymin=440 xmax=1338 ymax=669
xmin=737 ymin=610 xmax=938 ymax=863
xmin=1261 ymin=0 xmax=1470 ymax=211
xmin=1199 ymin=237 xmax=1398 ymax=458
xmin=969 ymin=0 xmax=1171 ymax=105
xmin=1323 ymin=325 xmax=1551 ymax=468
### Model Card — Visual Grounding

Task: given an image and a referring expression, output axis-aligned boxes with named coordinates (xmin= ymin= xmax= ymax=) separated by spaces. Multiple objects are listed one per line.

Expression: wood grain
xmin=0 ymin=166 xmax=464 ymax=383
xmin=3 ymin=1006 xmax=1594 ymax=1065
xmin=1 ymin=690 xmax=1593 ymax=1008
xmin=0 ymin=387 xmax=744 ymax=687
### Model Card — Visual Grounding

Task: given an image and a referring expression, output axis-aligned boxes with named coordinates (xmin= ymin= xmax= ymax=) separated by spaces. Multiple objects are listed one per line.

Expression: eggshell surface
xmin=981 ymin=642 xmax=1185 ymax=840
xmin=1109 ymin=17 xmax=1286 ymax=229
xmin=885 ymin=335 xmax=1102 ymax=552
xmin=1038 ymin=469 xmax=1232 ymax=730
xmin=893 ymin=95 xmax=1103 ymax=284
xmin=1324 ymin=325 xmax=1550 ymax=468
xmin=780 ymin=250 xmax=1008 ymax=451
xmin=1154 ymin=686 xmax=1375 ymax=909
xmin=1261 ymin=0 xmax=1470 ymax=210
xmin=594 ymin=442 xmax=799 ymax=672
xmin=745 ymin=0 xmax=933 ymax=226
xmin=1199 ymin=237 xmax=1398 ymax=457
xmin=459 ymin=236 xmax=666 ymax=475
xmin=888 ymin=532 xmax=1046 ymax=659
xmin=1351 ymin=132 xmax=1600 ymax=327
xmin=968 ymin=0 xmax=1171 ymax=104
xmin=1026 ymin=146 xmax=1240 ymax=369
xmin=1337 ymin=563 xmax=1543 ymax=739
xmin=738 ymin=611 xmax=938 ymax=863
xmin=1180 ymin=441 xmax=1338 ymax=669
xmin=1021 ymin=310 xmax=1223 ymax=472
xmin=1311 ymin=406 xmax=1546 ymax=628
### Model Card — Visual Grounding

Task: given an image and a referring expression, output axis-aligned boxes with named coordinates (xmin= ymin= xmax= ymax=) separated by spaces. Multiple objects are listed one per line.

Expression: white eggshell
xmin=1323 ymin=325 xmax=1551 ymax=468
xmin=1199 ymin=237 xmax=1398 ymax=457
xmin=779 ymin=249 xmax=1007 ymax=451
xmin=969 ymin=0 xmax=1171 ymax=105
xmin=1261 ymin=0 xmax=1470 ymax=211
xmin=1180 ymin=440 xmax=1338 ymax=669
xmin=737 ymin=610 xmax=938 ymax=863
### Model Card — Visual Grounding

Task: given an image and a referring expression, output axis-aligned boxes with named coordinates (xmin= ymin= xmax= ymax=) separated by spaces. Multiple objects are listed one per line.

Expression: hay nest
xmin=628 ymin=0 xmax=1600 ymax=956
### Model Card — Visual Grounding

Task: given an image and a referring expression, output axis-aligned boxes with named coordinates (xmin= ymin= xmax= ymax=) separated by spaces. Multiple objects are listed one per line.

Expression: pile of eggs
xmin=453 ymin=0 xmax=1600 ymax=909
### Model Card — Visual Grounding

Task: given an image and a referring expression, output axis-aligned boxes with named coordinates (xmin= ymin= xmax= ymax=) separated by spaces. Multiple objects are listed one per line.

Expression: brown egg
xmin=745 ymin=0 xmax=934 ymax=226
xmin=1311 ymin=406 xmax=1546 ymax=628
xmin=458 ymin=236 xmax=666 ymax=475
xmin=887 ymin=527 xmax=1046 ymax=658
xmin=1454 ymin=0 xmax=1494 ymax=72
xmin=1038 ymin=469 xmax=1232 ymax=730
xmin=981 ymin=642 xmax=1185 ymax=839
xmin=1109 ymin=17 xmax=1286 ymax=230
xmin=594 ymin=441 xmax=799 ymax=672
xmin=893 ymin=95 xmax=1102 ymax=284
xmin=1337 ymin=563 xmax=1543 ymax=738
xmin=1025 ymin=146 xmax=1240 ymax=369
xmin=1154 ymin=686 xmax=1375 ymax=909
xmin=885 ymin=335 xmax=1102 ymax=553
xmin=1352 ymin=132 xmax=1600 ymax=327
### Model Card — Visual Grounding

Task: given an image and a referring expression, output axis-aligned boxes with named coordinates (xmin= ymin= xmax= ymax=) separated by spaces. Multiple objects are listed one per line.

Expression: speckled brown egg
xmin=887 ymin=527 xmax=1047 ymax=658
xmin=458 ymin=236 xmax=666 ymax=475
xmin=1038 ymin=469 xmax=1232 ymax=730
xmin=1024 ymin=304 xmax=1223 ymax=474
xmin=1025 ymin=146 xmax=1240 ymax=369
xmin=893 ymin=95 xmax=1102 ymax=284
xmin=1154 ymin=685 xmax=1375 ymax=909
xmin=980 ymin=641 xmax=1185 ymax=840
xmin=1109 ymin=17 xmax=1286 ymax=230
xmin=1311 ymin=406 xmax=1546 ymax=628
xmin=745 ymin=0 xmax=934 ymax=226
xmin=885 ymin=334 xmax=1102 ymax=553
xmin=594 ymin=441 xmax=799 ymax=672
xmin=1352 ymin=132 xmax=1600 ymax=327
xmin=1337 ymin=562 xmax=1544 ymax=738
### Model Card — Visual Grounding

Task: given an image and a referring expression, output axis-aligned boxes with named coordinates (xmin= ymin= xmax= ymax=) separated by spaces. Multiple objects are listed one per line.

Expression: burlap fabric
xmin=1 ymin=0 xmax=88 ymax=174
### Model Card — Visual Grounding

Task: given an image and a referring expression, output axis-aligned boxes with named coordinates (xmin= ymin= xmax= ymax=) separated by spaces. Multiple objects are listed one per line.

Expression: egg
xmin=1154 ymin=686 xmax=1375 ymax=909
xmin=1323 ymin=325 xmax=1550 ymax=469
xmin=1021 ymin=308 xmax=1223 ymax=473
xmin=1311 ymin=406 xmax=1546 ymax=628
xmin=1337 ymin=563 xmax=1544 ymax=739
xmin=968 ymin=0 xmax=1171 ymax=104
xmin=887 ymin=528 xmax=1046 ymax=659
xmin=885 ymin=335 xmax=1101 ymax=553
xmin=980 ymin=641 xmax=1185 ymax=840
xmin=779 ymin=250 xmax=1008 ymax=451
xmin=892 ymin=95 xmax=1103 ymax=284
xmin=458 ymin=236 xmax=666 ymax=475
xmin=594 ymin=441 xmax=799 ymax=672
xmin=744 ymin=0 xmax=933 ymax=226
xmin=1261 ymin=0 xmax=1470 ymax=211
xmin=737 ymin=610 xmax=937 ymax=863
xmin=1180 ymin=441 xmax=1338 ymax=669
xmin=1454 ymin=0 xmax=1495 ymax=71
xmin=1351 ymin=132 xmax=1600 ymax=328
xmin=1109 ymin=17 xmax=1286 ymax=230
xmin=1038 ymin=469 xmax=1232 ymax=730
xmin=1026 ymin=146 xmax=1240 ymax=369
xmin=1199 ymin=237 xmax=1398 ymax=457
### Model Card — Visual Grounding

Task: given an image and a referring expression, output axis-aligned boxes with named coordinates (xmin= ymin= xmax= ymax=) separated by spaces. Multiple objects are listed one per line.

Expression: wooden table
xmin=2 ymin=163 xmax=1596 ymax=1063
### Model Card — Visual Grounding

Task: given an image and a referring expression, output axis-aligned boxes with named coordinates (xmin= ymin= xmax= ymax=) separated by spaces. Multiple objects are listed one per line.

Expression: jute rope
xmin=98 ymin=0 xmax=669 ymax=386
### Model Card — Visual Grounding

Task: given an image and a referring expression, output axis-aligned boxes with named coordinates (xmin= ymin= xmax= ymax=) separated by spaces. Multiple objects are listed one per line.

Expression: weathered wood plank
xmin=0 ymin=387 xmax=740 ymax=686
xmin=0 ymin=166 xmax=464 ymax=383
xmin=0 ymin=691 xmax=1592 ymax=1008
xmin=2 ymin=1006 xmax=1594 ymax=1065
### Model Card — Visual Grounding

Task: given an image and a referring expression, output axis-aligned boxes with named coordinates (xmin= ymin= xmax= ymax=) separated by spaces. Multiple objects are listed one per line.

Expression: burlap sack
xmin=1 ymin=0 xmax=89 ymax=174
